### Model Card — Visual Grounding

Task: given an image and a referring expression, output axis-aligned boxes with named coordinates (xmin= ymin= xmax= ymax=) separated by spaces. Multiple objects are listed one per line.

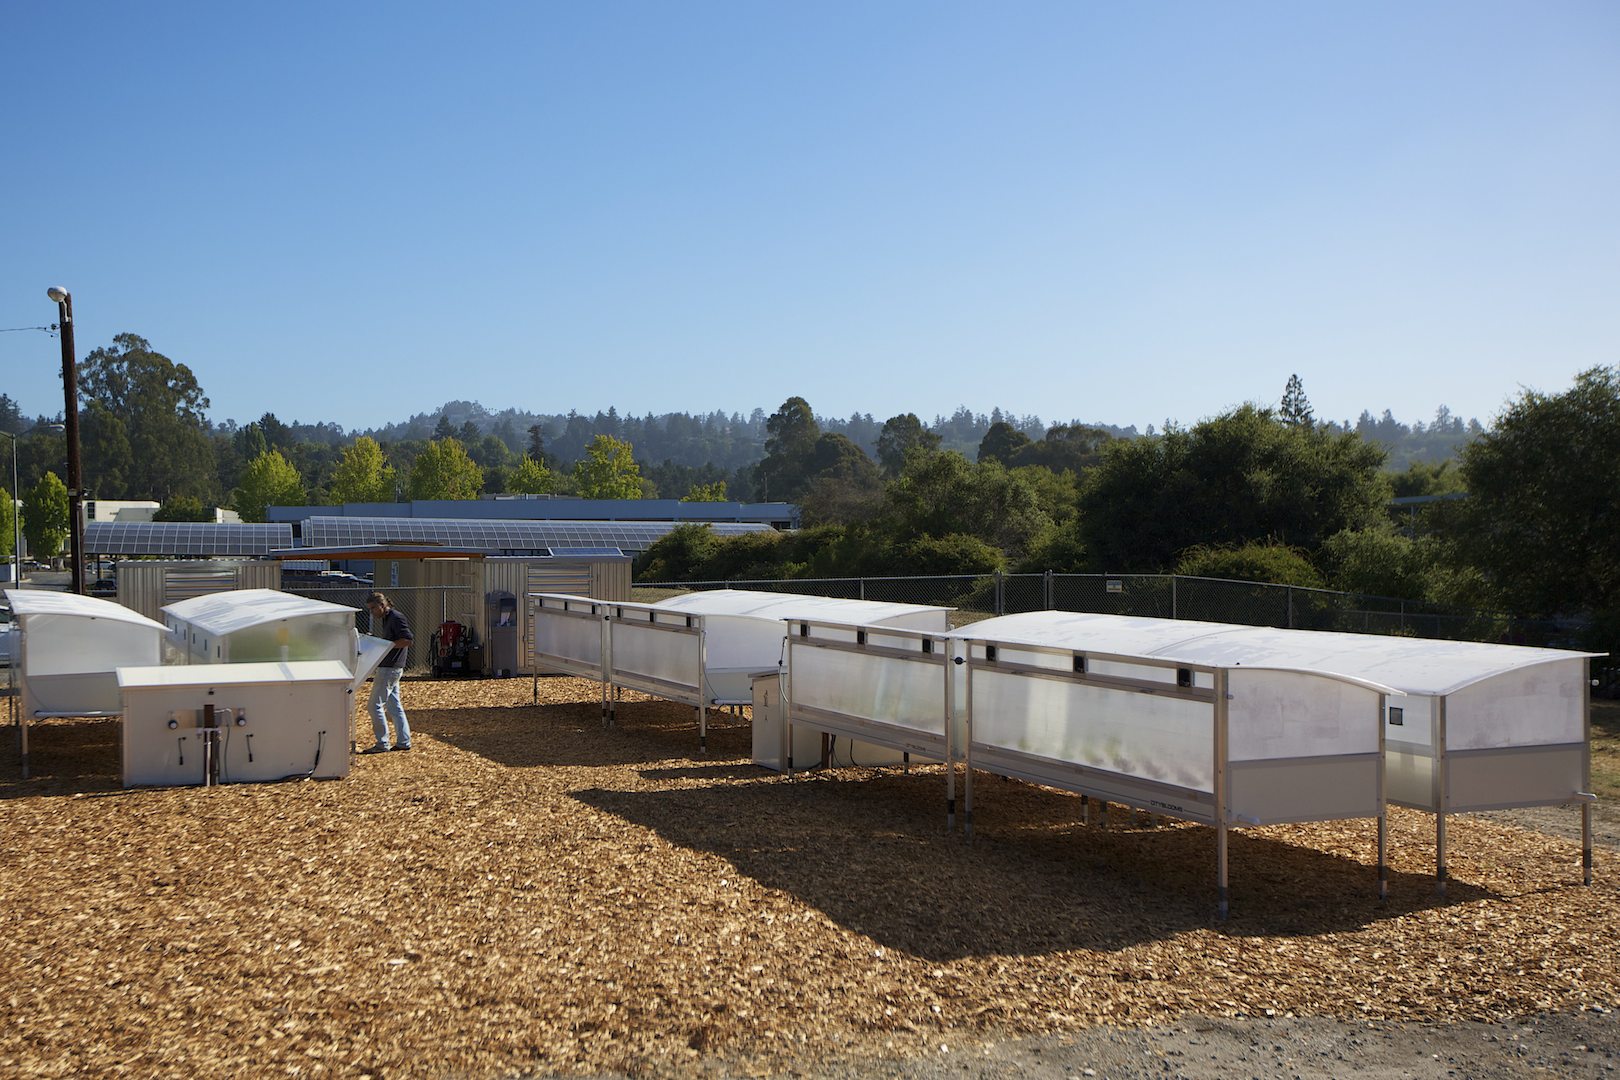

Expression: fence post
xmin=860 ymin=577 xmax=866 ymax=601
xmin=1044 ymin=570 xmax=1053 ymax=610
xmin=1171 ymin=575 xmax=1178 ymax=620
xmin=994 ymin=571 xmax=1004 ymax=616
xmin=1287 ymin=586 xmax=1294 ymax=629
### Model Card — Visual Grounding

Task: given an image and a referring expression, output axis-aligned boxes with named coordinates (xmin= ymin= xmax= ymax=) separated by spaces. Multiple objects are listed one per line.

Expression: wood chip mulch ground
xmin=0 ymin=676 xmax=1614 ymax=1078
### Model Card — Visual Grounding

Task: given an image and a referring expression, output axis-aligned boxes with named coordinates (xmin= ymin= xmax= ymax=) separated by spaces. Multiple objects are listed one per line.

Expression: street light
xmin=46 ymin=287 xmax=84 ymax=595
xmin=1 ymin=424 xmax=67 ymax=589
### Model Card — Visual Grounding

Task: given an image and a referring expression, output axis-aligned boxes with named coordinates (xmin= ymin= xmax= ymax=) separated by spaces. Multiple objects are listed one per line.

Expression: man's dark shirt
xmin=376 ymin=608 xmax=413 ymax=669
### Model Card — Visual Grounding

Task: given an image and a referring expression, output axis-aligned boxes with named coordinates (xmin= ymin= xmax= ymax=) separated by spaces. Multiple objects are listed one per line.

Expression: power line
xmin=0 ymin=325 xmax=58 ymax=334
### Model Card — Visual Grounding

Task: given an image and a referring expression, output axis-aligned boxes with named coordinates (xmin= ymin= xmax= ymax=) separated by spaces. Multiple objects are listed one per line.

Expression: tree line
xmin=7 ymin=330 xmax=1608 ymax=658
xmin=638 ymin=371 xmax=1620 ymax=661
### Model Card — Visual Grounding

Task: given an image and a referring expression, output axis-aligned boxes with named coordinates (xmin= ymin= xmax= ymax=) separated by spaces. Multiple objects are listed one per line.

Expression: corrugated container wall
xmin=120 ymin=561 xmax=281 ymax=623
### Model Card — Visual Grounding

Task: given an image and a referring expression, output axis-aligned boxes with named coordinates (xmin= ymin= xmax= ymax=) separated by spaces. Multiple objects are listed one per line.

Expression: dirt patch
xmin=1 ymin=677 xmax=1615 ymax=1078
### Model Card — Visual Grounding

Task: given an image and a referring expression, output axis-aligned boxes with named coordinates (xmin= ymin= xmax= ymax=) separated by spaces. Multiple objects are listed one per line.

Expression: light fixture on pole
xmin=46 ymin=287 xmax=85 ymax=595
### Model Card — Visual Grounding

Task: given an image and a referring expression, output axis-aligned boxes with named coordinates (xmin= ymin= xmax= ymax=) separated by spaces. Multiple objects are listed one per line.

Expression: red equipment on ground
xmin=430 ymin=620 xmax=479 ymax=677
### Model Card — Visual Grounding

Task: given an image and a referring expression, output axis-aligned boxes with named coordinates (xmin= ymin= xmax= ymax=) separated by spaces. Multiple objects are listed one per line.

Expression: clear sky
xmin=3 ymin=1 xmax=1617 ymax=436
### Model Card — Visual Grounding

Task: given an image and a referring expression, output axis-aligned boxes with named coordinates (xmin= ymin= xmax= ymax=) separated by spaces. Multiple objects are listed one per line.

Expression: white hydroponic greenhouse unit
xmin=162 ymin=588 xmax=373 ymax=669
xmin=954 ymin=612 xmax=1602 ymax=896
xmin=119 ymin=660 xmax=356 ymax=788
xmin=785 ymin=609 xmax=1400 ymax=917
xmin=5 ymin=589 xmax=168 ymax=778
xmin=529 ymin=589 xmax=952 ymax=752
xmin=1123 ymin=618 xmax=1604 ymax=891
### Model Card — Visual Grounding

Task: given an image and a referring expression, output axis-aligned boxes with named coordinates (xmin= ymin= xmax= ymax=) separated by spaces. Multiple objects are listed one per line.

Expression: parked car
xmin=87 ymin=578 xmax=118 ymax=598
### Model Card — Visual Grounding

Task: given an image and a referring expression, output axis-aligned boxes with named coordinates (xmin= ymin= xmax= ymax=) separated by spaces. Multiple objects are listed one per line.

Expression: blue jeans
xmin=368 ymin=667 xmax=410 ymax=749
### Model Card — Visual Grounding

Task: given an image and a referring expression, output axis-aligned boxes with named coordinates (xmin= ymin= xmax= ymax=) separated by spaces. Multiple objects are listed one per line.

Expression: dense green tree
xmin=508 ymin=453 xmax=559 ymax=495
xmin=23 ymin=471 xmax=68 ymax=560
xmin=77 ymin=333 xmax=216 ymax=501
xmin=329 ymin=436 xmax=397 ymax=503
xmin=754 ymin=397 xmax=820 ymax=500
xmin=408 ymin=438 xmax=484 ymax=500
xmin=0 ymin=394 xmax=24 ymax=435
xmin=682 ymin=480 xmax=728 ymax=502
xmin=153 ymin=495 xmax=213 ymax=522
xmin=881 ymin=451 xmax=1052 ymax=560
xmin=256 ymin=413 xmax=292 ymax=451
xmin=1281 ymin=374 xmax=1314 ymax=427
xmin=903 ymin=533 xmax=1003 ymax=576
xmin=1390 ymin=459 xmax=1467 ymax=499
xmin=0 ymin=486 xmax=14 ymax=561
xmin=1319 ymin=525 xmax=1436 ymax=599
xmin=635 ymin=523 xmax=719 ymax=580
xmin=79 ymin=401 xmax=132 ymax=499
xmin=1446 ymin=366 xmax=1620 ymax=628
xmin=526 ymin=423 xmax=548 ymax=463
xmin=1078 ymin=405 xmax=1389 ymax=572
xmin=573 ymin=435 xmax=642 ymax=500
xmin=798 ymin=434 xmax=883 ymax=526
xmin=1010 ymin=424 xmax=1113 ymax=474
xmin=433 ymin=414 xmax=456 ymax=440
xmin=977 ymin=421 xmax=1031 ymax=466
xmin=1174 ymin=542 xmax=1324 ymax=588
xmin=233 ymin=451 xmax=306 ymax=522
xmin=875 ymin=413 xmax=940 ymax=475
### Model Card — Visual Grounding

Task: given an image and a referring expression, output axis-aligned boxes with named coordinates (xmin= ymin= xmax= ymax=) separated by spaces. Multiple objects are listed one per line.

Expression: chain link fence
xmin=281 ymin=583 xmax=475 ymax=675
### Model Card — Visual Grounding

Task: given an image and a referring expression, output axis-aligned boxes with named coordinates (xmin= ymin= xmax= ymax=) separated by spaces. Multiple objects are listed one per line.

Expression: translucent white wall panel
xmin=792 ymin=647 xmax=946 ymax=738
xmin=213 ymin=614 xmax=353 ymax=664
xmin=1384 ymin=746 xmax=1435 ymax=808
xmin=971 ymin=668 xmax=1214 ymax=792
xmin=1226 ymin=670 xmax=1383 ymax=761
xmin=698 ymin=615 xmax=784 ymax=669
xmin=23 ymin=613 xmax=162 ymax=677
xmin=611 ymin=622 xmax=699 ymax=687
xmin=1446 ymin=659 xmax=1587 ymax=749
xmin=534 ymin=613 xmax=604 ymax=671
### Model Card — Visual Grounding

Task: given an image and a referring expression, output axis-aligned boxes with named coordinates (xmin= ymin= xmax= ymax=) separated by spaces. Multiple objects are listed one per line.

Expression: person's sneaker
xmin=360 ymin=744 xmax=391 ymax=755
xmin=394 ymin=744 xmax=412 ymax=752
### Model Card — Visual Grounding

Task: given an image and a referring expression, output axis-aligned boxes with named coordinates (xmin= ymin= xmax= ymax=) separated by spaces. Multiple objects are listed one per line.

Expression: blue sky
xmin=3 ymin=1 xmax=1617 ymax=436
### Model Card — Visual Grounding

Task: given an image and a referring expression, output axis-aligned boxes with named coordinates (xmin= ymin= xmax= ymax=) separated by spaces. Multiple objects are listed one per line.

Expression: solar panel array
xmin=302 ymin=517 xmax=771 ymax=554
xmin=86 ymin=522 xmax=294 ymax=557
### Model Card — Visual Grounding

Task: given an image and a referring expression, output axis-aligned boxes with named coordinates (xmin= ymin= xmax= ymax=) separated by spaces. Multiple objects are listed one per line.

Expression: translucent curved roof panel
xmin=301 ymin=516 xmax=771 ymax=553
xmin=162 ymin=588 xmax=359 ymax=636
xmin=86 ymin=522 xmax=293 ymax=557
xmin=652 ymin=588 xmax=951 ymax=626
xmin=962 ymin=611 xmax=1600 ymax=696
xmin=5 ymin=588 xmax=168 ymax=630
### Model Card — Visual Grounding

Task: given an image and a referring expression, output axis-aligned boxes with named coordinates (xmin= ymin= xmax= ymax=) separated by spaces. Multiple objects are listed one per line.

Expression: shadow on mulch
xmin=572 ymin=773 xmax=1488 ymax=960
xmin=0 ymin=717 xmax=122 ymax=799
xmin=413 ymin=698 xmax=757 ymax=768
